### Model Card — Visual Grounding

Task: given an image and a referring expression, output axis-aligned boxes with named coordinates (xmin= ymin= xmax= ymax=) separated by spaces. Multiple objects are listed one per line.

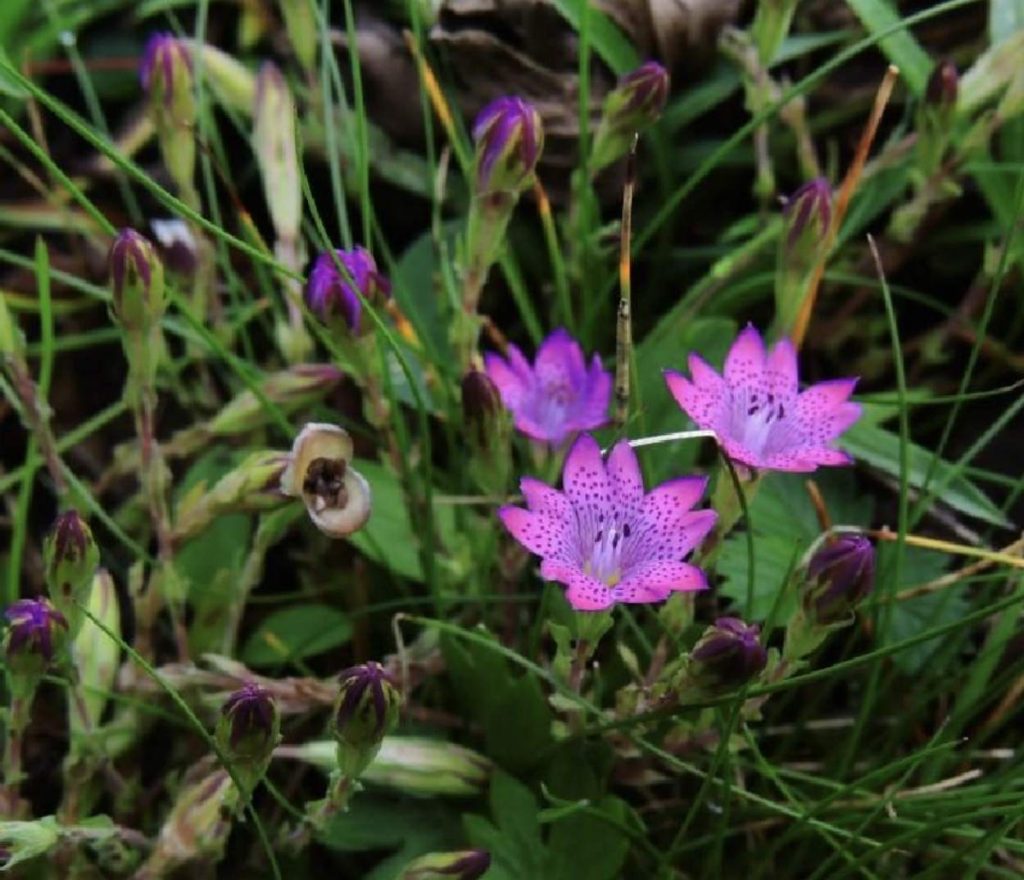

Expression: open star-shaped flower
xmin=664 ymin=325 xmax=861 ymax=473
xmin=499 ymin=434 xmax=716 ymax=611
xmin=484 ymin=329 xmax=611 ymax=446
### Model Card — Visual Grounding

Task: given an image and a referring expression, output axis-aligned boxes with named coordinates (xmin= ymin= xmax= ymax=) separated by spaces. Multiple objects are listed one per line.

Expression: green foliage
xmin=241 ymin=603 xmax=353 ymax=667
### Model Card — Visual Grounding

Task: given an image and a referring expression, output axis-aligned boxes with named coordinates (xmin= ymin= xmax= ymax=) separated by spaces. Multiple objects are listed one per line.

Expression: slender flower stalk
xmin=665 ymin=324 xmax=861 ymax=473
xmin=499 ymin=434 xmax=716 ymax=611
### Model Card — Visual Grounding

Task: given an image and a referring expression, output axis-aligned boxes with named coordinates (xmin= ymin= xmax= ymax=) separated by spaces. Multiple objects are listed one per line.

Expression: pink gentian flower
xmin=484 ymin=329 xmax=611 ymax=447
xmin=664 ymin=325 xmax=861 ymax=473
xmin=499 ymin=434 xmax=716 ymax=611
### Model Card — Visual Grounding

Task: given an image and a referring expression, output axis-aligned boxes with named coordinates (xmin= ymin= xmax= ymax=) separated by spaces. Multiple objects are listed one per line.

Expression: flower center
xmin=587 ymin=521 xmax=632 ymax=586
xmin=733 ymin=389 xmax=789 ymax=454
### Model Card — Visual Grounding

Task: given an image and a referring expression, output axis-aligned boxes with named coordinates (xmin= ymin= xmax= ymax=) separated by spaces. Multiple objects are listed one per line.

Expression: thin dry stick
xmin=614 ymin=137 xmax=639 ymax=431
xmin=792 ymin=65 xmax=900 ymax=347
xmin=869 ymin=528 xmax=1024 ymax=570
xmin=893 ymin=536 xmax=1024 ymax=602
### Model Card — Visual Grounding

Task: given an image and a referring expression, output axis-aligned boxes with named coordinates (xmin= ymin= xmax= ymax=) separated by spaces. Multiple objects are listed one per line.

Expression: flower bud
xmin=0 ymin=817 xmax=61 ymax=872
xmin=109 ymin=229 xmax=166 ymax=334
xmin=472 ymin=97 xmax=543 ymax=196
xmin=926 ymin=59 xmax=959 ymax=111
xmin=333 ymin=662 xmax=402 ymax=778
xmin=802 ymin=535 xmax=875 ymax=625
xmin=136 ymin=768 xmax=238 ymax=877
xmin=397 ymin=850 xmax=491 ymax=880
xmin=690 ymin=617 xmax=767 ymax=689
xmin=216 ymin=683 xmax=279 ymax=800
xmin=151 ymin=217 xmax=198 ymax=276
xmin=206 ymin=364 xmax=343 ymax=437
xmin=277 ymin=0 xmax=318 ymax=76
xmin=591 ymin=61 xmax=669 ymax=171
xmin=43 ymin=510 xmax=99 ymax=630
xmin=173 ymin=450 xmax=289 ymax=542
xmin=254 ymin=63 xmax=302 ymax=243
xmin=3 ymin=598 xmax=68 ymax=682
xmin=306 ymin=247 xmax=391 ymax=334
xmin=461 ymin=369 xmax=501 ymax=437
xmin=71 ymin=569 xmax=121 ymax=733
xmin=280 ymin=422 xmax=372 ymax=539
xmin=188 ymin=41 xmax=257 ymax=114
xmin=140 ymin=34 xmax=196 ymax=194
xmin=782 ymin=178 xmax=832 ymax=260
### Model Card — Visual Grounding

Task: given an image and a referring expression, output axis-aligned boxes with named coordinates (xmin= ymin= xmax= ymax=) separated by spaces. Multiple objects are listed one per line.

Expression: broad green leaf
xmin=348 ymin=459 xmax=457 ymax=582
xmin=840 ymin=420 xmax=1010 ymax=526
xmin=844 ymin=0 xmax=932 ymax=96
xmin=241 ymin=603 xmax=353 ymax=667
xmin=879 ymin=546 xmax=964 ymax=674
xmin=547 ymin=796 xmax=635 ymax=880
xmin=466 ymin=772 xmax=548 ymax=880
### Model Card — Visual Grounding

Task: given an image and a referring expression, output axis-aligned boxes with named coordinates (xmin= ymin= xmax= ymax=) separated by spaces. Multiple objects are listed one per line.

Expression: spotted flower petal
xmin=499 ymin=433 xmax=715 ymax=612
xmin=485 ymin=329 xmax=611 ymax=446
xmin=664 ymin=325 xmax=861 ymax=473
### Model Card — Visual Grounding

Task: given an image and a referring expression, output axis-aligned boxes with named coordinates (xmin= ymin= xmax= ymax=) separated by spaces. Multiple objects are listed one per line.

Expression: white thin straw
xmin=625 ymin=429 xmax=718 ymax=450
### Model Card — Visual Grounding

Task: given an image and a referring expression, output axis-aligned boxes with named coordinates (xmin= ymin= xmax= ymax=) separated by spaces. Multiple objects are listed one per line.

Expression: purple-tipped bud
xmin=691 ymin=617 xmax=767 ymax=688
xmin=140 ymin=33 xmax=192 ymax=106
xmin=109 ymin=228 xmax=166 ymax=332
xmin=398 ymin=849 xmax=492 ymax=880
xmin=3 ymin=599 xmax=68 ymax=679
xmin=616 ymin=61 xmax=670 ymax=123
xmin=333 ymin=662 xmax=402 ymax=777
xmin=590 ymin=61 xmax=669 ymax=171
xmin=306 ymin=247 xmax=391 ymax=334
xmin=926 ymin=60 xmax=959 ymax=110
xmin=461 ymin=369 xmax=501 ymax=429
xmin=783 ymin=178 xmax=832 ymax=250
xmin=803 ymin=535 xmax=875 ymax=625
xmin=216 ymin=682 xmax=280 ymax=764
xmin=472 ymin=96 xmax=543 ymax=195
xmin=43 ymin=510 xmax=99 ymax=631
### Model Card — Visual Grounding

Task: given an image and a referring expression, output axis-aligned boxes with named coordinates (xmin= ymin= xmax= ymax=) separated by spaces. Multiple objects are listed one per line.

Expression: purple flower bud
xmin=461 ymin=369 xmax=501 ymax=431
xmin=3 ymin=598 xmax=68 ymax=677
xmin=803 ymin=535 xmax=875 ymax=625
xmin=783 ymin=178 xmax=832 ymax=250
xmin=306 ymin=247 xmax=391 ymax=333
xmin=399 ymin=849 xmax=492 ymax=880
xmin=926 ymin=59 xmax=958 ymax=110
xmin=616 ymin=61 xmax=670 ymax=122
xmin=217 ymin=682 xmax=280 ymax=763
xmin=472 ymin=96 xmax=543 ymax=195
xmin=691 ymin=617 xmax=767 ymax=688
xmin=42 ymin=511 xmax=99 ymax=632
xmin=140 ymin=33 xmax=192 ymax=106
xmin=333 ymin=662 xmax=402 ymax=776
xmin=108 ymin=228 xmax=165 ymax=331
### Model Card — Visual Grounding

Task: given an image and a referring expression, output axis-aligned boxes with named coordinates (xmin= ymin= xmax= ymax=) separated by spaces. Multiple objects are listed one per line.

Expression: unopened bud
xmin=926 ymin=59 xmax=959 ymax=110
xmin=472 ymin=97 xmax=543 ymax=197
xmin=306 ymin=247 xmax=391 ymax=334
xmin=188 ymin=41 xmax=257 ymax=114
xmin=591 ymin=61 xmax=669 ymax=171
xmin=3 ymin=598 xmax=68 ymax=683
xmin=461 ymin=369 xmax=510 ymax=495
xmin=280 ymin=423 xmax=372 ymax=539
xmin=216 ymin=683 xmax=279 ymax=800
xmin=461 ymin=370 xmax=501 ymax=435
xmin=277 ymin=0 xmax=318 ymax=76
xmin=71 ymin=569 xmax=121 ymax=733
xmin=397 ymin=850 xmax=491 ymax=880
xmin=174 ymin=450 xmax=289 ymax=542
xmin=802 ymin=534 xmax=875 ymax=625
xmin=140 ymin=34 xmax=196 ymax=194
xmin=333 ymin=662 xmax=402 ymax=777
xmin=0 ymin=817 xmax=61 ymax=872
xmin=206 ymin=364 xmax=343 ymax=436
xmin=254 ymin=63 xmax=302 ymax=242
xmin=43 ymin=510 xmax=99 ymax=633
xmin=137 ymin=768 xmax=238 ymax=877
xmin=782 ymin=178 xmax=832 ymax=260
xmin=690 ymin=617 xmax=767 ymax=689
xmin=109 ymin=228 xmax=166 ymax=334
